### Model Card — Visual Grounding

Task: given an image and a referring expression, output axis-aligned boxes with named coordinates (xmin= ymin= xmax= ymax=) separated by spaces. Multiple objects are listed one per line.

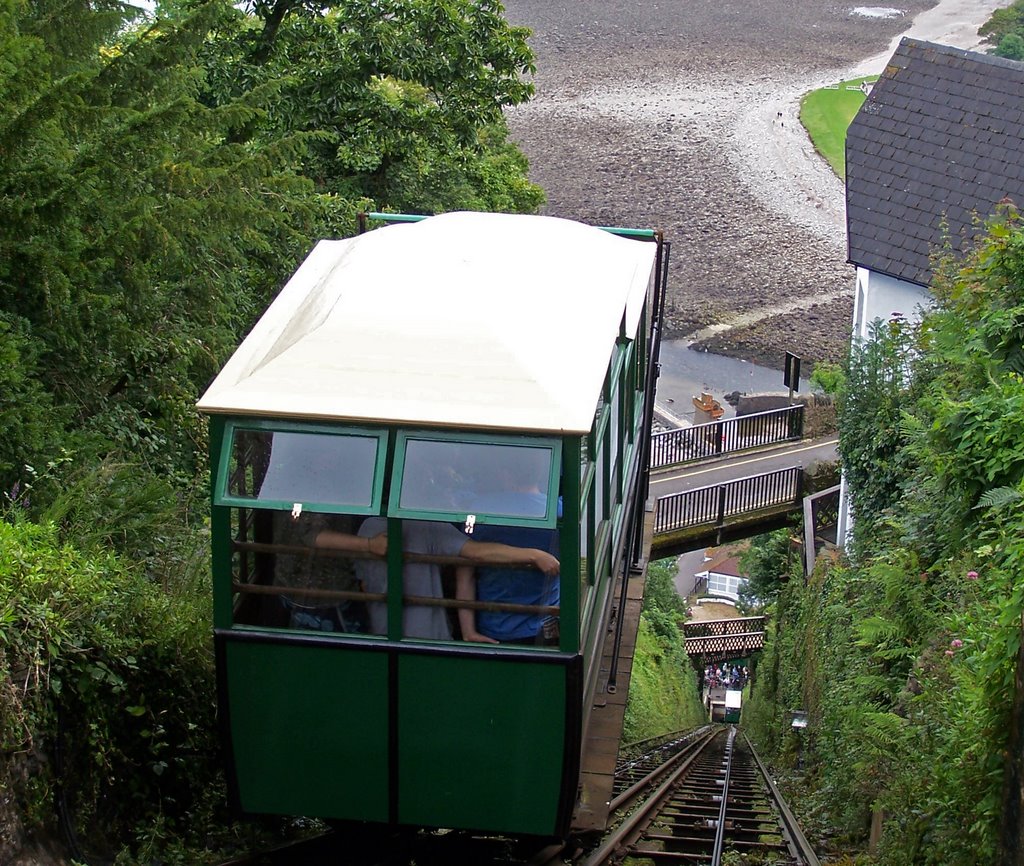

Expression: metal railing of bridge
xmin=654 ymin=466 xmax=803 ymax=536
xmin=684 ymin=632 xmax=766 ymax=660
xmin=683 ymin=616 xmax=767 ymax=638
xmin=650 ymin=404 xmax=804 ymax=470
xmin=682 ymin=618 xmax=768 ymax=664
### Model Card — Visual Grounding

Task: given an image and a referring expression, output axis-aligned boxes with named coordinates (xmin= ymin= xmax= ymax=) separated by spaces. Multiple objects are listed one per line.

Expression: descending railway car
xmin=724 ymin=689 xmax=743 ymax=723
xmin=197 ymin=211 xmax=666 ymax=838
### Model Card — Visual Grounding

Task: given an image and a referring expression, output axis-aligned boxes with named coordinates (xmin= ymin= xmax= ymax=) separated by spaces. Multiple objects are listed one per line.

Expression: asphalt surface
xmin=649 ymin=436 xmax=839 ymax=497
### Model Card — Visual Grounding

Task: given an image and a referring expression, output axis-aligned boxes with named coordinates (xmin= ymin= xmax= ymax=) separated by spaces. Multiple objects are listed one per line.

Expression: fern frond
xmin=974 ymin=486 xmax=1023 ymax=510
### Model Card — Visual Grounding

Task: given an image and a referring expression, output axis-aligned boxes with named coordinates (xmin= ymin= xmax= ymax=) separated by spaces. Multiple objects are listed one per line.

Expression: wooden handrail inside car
xmin=230 ymin=581 xmax=559 ymax=616
xmin=232 ymin=583 xmax=385 ymax=603
xmin=231 ymin=539 xmax=559 ymax=572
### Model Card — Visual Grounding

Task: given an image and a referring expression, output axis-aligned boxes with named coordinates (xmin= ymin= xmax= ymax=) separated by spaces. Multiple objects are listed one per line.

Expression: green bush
xmin=622 ymin=559 xmax=705 ymax=741
xmin=0 ymin=519 xmax=220 ymax=859
xmin=980 ymin=0 xmax=1024 ymax=58
xmin=738 ymin=528 xmax=796 ymax=609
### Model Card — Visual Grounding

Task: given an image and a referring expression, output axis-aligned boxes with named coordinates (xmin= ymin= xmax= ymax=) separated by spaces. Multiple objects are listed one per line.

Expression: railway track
xmin=581 ymin=726 xmax=820 ymax=866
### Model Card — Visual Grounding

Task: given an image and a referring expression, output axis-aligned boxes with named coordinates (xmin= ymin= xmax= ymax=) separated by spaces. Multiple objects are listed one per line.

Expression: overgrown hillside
xmin=0 ymin=518 xmax=219 ymax=864
xmin=623 ymin=559 xmax=706 ymax=741
xmin=744 ymin=206 xmax=1024 ymax=864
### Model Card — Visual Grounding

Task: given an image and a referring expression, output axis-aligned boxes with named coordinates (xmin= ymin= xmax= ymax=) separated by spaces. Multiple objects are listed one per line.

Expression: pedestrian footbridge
xmin=647 ymin=406 xmax=839 ymax=561
xmin=683 ymin=616 xmax=766 ymax=665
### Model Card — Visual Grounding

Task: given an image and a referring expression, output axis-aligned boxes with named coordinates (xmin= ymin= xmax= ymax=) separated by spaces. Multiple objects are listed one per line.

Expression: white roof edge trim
xmin=624 ymin=260 xmax=655 ymax=339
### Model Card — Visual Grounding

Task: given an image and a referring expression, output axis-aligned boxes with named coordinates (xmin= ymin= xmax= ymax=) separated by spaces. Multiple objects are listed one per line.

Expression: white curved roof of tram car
xmin=197 ymin=211 xmax=657 ymax=434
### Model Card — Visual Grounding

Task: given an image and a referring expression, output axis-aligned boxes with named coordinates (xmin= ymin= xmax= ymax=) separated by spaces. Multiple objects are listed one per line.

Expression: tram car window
xmin=198 ymin=211 xmax=666 ymax=837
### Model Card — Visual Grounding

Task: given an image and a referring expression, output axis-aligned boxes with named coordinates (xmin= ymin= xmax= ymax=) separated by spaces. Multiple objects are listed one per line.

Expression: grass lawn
xmin=799 ymin=76 xmax=877 ymax=179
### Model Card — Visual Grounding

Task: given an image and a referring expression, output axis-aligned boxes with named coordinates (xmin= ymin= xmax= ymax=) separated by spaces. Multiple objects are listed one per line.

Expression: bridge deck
xmin=649 ymin=436 xmax=838 ymax=557
xmin=684 ymin=618 xmax=767 ymax=666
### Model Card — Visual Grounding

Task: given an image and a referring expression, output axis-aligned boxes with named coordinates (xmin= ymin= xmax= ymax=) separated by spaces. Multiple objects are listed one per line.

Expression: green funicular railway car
xmin=724 ymin=689 xmax=742 ymax=724
xmin=197 ymin=211 xmax=666 ymax=839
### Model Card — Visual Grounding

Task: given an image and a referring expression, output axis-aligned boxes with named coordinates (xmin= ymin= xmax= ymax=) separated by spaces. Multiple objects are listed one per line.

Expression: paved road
xmin=649 ymin=437 xmax=838 ymax=498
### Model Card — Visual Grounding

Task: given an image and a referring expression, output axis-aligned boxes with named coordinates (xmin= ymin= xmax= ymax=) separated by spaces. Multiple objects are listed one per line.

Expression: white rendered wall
xmin=852 ymin=267 xmax=933 ymax=340
xmin=837 ymin=268 xmax=935 ymax=548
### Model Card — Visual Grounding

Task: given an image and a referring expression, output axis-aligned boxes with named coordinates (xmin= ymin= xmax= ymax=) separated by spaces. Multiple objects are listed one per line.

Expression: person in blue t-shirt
xmin=456 ymin=486 xmax=561 ymax=646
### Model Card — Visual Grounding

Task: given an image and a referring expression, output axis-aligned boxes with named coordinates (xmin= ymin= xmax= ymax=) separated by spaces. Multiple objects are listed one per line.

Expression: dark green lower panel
xmin=398 ymin=654 xmax=566 ymax=835
xmin=219 ymin=634 xmax=577 ymax=835
xmin=224 ymin=639 xmax=388 ymax=821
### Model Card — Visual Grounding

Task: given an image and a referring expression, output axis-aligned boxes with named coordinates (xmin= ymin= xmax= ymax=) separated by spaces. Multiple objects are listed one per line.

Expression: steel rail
xmin=610 ymin=727 xmax=717 ymax=815
xmin=744 ymin=732 xmax=822 ymax=866
xmin=580 ymin=730 xmax=723 ymax=866
xmin=619 ymin=726 xmax=703 ymax=753
xmin=710 ymin=726 xmax=738 ymax=866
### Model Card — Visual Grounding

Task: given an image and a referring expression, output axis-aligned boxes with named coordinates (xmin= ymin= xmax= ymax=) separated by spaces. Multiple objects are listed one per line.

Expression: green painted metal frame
xmin=560 ymin=436 xmax=582 ymax=655
xmin=362 ymin=211 xmax=658 ymax=240
xmin=209 ymin=415 xmax=233 ymax=631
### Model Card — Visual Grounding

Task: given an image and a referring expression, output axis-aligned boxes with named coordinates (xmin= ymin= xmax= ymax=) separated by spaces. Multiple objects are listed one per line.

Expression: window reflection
xmin=399 ymin=438 xmax=554 ymax=519
xmin=227 ymin=429 xmax=379 ymax=508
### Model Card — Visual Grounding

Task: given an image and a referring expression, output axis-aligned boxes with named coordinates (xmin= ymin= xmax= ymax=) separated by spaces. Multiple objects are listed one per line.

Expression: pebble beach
xmin=503 ymin=0 xmax=1011 ymax=369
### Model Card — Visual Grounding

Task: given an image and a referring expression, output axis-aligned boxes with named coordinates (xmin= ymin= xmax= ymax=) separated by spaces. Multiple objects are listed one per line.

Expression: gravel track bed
xmin=502 ymin=0 xmax=1006 ymax=370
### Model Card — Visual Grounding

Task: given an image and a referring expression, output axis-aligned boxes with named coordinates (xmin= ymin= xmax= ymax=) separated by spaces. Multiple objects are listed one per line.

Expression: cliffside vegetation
xmin=623 ymin=558 xmax=706 ymax=742
xmin=744 ymin=205 xmax=1024 ymax=864
xmin=980 ymin=0 xmax=1024 ymax=60
xmin=0 ymin=518 xmax=220 ymax=863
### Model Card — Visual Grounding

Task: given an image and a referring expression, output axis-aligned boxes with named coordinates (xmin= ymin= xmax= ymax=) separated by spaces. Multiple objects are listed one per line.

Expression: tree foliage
xmin=0 ymin=0 xmax=543 ymax=857
xmin=738 ymin=528 xmax=796 ymax=607
xmin=979 ymin=0 xmax=1024 ymax=60
xmin=0 ymin=0 xmax=542 ymax=502
xmin=191 ymin=0 xmax=542 ymax=213
xmin=0 ymin=0 xmax=334 ymax=492
xmin=836 ymin=314 xmax=923 ymax=536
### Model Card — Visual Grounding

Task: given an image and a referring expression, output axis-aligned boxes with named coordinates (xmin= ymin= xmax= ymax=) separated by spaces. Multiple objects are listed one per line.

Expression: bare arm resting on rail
xmin=314 ymin=528 xmax=387 ymax=557
xmin=455 ymin=566 xmax=497 ymax=643
xmin=312 ymin=527 xmax=558 ymax=574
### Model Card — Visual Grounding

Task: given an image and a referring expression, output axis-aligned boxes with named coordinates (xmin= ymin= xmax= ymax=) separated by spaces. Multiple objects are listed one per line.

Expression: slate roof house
xmin=839 ymin=38 xmax=1024 ymax=542
xmin=845 ymin=37 xmax=1024 ymax=342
